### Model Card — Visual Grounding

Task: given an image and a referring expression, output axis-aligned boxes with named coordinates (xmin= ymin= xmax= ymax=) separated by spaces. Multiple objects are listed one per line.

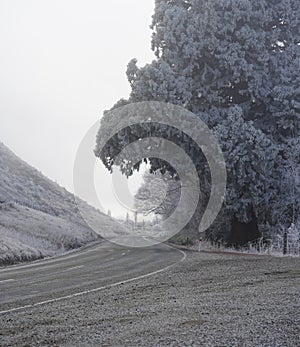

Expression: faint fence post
xmin=283 ymin=231 xmax=288 ymax=255
xmin=198 ymin=239 xmax=202 ymax=252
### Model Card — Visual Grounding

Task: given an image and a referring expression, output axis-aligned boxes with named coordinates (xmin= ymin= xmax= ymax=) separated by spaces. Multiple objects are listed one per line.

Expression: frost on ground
xmin=0 ymin=142 xmax=127 ymax=265
xmin=0 ymin=251 xmax=299 ymax=347
xmin=0 ymin=203 xmax=97 ymax=264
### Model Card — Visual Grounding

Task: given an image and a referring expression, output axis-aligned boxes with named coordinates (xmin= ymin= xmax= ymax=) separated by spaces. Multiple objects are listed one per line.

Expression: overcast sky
xmin=0 ymin=0 xmax=155 ymax=218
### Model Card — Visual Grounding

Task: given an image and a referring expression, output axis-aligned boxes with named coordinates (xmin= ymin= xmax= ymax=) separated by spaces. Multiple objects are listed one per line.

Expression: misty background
xmin=0 ymin=0 xmax=154 ymax=218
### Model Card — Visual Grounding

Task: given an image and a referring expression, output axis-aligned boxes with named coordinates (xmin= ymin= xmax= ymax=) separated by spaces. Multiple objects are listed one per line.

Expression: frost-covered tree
xmin=212 ymin=107 xmax=279 ymax=243
xmin=134 ymin=171 xmax=180 ymax=217
xmin=128 ymin=0 xmax=300 ymax=138
xmin=272 ymin=135 xmax=300 ymax=228
xmin=96 ymin=0 xmax=300 ymax=242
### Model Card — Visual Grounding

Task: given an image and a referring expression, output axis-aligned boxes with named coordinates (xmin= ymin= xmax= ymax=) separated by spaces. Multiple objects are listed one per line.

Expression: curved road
xmin=0 ymin=241 xmax=185 ymax=314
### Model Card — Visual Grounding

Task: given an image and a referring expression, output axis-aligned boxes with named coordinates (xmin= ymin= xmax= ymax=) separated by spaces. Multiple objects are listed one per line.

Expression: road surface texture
xmin=0 ymin=243 xmax=299 ymax=347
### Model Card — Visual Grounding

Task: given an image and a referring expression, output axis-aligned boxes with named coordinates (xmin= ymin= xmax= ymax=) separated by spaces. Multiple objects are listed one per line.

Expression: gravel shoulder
xmin=0 ymin=249 xmax=299 ymax=347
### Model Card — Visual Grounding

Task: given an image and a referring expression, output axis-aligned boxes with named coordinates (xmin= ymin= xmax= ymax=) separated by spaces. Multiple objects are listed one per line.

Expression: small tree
xmin=134 ymin=171 xmax=180 ymax=218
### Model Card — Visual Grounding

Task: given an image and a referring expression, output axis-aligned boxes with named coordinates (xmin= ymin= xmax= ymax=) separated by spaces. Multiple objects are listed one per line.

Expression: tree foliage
xmin=96 ymin=0 xmax=300 ymax=239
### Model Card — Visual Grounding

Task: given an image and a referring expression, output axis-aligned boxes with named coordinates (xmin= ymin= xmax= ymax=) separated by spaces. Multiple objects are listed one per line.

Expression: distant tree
xmin=134 ymin=171 xmax=180 ymax=218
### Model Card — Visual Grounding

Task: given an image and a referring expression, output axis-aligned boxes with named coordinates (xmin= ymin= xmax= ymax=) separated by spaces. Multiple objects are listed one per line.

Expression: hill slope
xmin=0 ymin=142 xmax=125 ymax=265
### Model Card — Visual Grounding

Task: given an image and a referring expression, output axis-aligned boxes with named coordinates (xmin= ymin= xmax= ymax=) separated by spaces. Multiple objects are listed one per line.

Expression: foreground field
xmin=0 ymin=247 xmax=299 ymax=347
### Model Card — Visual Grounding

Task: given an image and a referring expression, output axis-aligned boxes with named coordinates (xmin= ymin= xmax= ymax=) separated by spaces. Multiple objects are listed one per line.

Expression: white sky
xmin=0 ymin=0 xmax=155 ymax=218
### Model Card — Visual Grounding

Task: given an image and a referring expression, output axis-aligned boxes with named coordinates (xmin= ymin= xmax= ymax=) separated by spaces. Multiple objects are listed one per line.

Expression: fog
xmin=0 ymin=0 xmax=154 ymax=217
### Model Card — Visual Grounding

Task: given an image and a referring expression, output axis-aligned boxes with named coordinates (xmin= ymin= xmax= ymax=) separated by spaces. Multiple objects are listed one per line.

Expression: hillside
xmin=0 ymin=142 xmax=125 ymax=265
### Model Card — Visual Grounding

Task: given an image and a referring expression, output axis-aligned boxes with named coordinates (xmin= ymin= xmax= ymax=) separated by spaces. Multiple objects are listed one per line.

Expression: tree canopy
xmin=95 ymin=0 xmax=300 ymax=241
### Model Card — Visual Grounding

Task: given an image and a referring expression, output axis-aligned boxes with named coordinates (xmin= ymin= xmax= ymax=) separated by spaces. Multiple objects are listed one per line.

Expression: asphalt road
xmin=0 ymin=240 xmax=185 ymax=314
xmin=0 ymin=247 xmax=299 ymax=346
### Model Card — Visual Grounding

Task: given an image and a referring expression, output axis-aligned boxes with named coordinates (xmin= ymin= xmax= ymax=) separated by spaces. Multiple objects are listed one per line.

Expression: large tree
xmin=127 ymin=0 xmax=300 ymax=137
xmin=96 ymin=0 xmax=300 ymax=242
